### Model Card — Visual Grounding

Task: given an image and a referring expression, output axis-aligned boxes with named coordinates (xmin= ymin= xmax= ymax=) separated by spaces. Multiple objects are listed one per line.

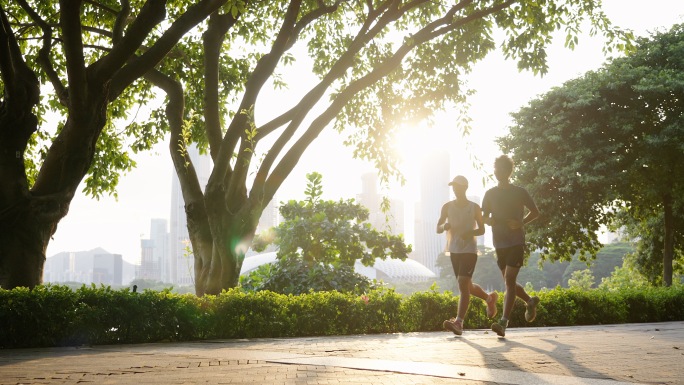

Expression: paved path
xmin=1 ymin=322 xmax=682 ymax=385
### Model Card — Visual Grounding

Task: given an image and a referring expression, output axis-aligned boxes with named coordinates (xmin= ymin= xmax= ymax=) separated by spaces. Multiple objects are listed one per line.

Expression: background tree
xmin=598 ymin=261 xmax=650 ymax=291
xmin=242 ymin=172 xmax=407 ymax=294
xmin=500 ymin=23 xmax=684 ymax=286
xmin=567 ymin=269 xmax=595 ymax=290
xmin=0 ymin=0 xmax=229 ymax=289
xmin=616 ymin=206 xmax=684 ymax=285
xmin=145 ymin=0 xmax=629 ymax=295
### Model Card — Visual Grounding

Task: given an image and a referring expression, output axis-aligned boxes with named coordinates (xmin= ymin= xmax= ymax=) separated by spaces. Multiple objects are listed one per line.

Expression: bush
xmin=1 ymin=284 xmax=683 ymax=348
xmin=240 ymin=256 xmax=377 ymax=295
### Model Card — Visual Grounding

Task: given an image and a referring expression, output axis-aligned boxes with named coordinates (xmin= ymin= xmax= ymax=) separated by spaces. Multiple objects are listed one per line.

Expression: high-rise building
xmin=256 ymin=197 xmax=281 ymax=233
xmin=137 ymin=218 xmax=168 ymax=282
xmin=412 ymin=150 xmax=450 ymax=274
xmin=357 ymin=172 xmax=404 ymax=236
xmin=169 ymin=145 xmax=212 ymax=287
xmin=44 ymin=248 xmax=134 ymax=285
xmin=93 ymin=253 xmax=123 ymax=285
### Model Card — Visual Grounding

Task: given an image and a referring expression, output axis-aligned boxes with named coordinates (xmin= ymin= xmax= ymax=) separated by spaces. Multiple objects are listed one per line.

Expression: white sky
xmin=46 ymin=1 xmax=684 ymax=264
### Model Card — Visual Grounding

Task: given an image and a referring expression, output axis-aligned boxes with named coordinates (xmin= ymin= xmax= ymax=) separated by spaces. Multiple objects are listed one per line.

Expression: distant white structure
xmin=257 ymin=196 xmax=281 ymax=234
xmin=413 ymin=150 xmax=450 ymax=274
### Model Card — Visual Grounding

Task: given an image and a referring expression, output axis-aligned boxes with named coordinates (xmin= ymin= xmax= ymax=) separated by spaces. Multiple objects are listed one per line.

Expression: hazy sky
xmin=46 ymin=1 xmax=684 ymax=264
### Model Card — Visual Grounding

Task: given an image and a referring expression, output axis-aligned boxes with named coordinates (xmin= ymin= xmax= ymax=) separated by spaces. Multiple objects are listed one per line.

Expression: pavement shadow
xmin=457 ymin=332 xmax=618 ymax=381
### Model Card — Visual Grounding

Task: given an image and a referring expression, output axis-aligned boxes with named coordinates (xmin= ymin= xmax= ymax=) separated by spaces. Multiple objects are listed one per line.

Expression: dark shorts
xmin=449 ymin=253 xmax=478 ymax=278
xmin=495 ymin=244 xmax=525 ymax=270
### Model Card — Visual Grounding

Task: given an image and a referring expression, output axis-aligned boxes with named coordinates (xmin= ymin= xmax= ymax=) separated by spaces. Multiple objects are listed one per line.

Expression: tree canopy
xmin=500 ymin=23 xmax=684 ymax=285
xmin=0 ymin=0 xmax=227 ymax=289
xmin=1 ymin=0 xmax=630 ymax=293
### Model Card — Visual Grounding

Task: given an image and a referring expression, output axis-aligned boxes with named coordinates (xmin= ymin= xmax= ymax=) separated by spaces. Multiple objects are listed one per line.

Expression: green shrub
xmin=1 ymin=284 xmax=683 ymax=348
xmin=529 ymin=287 xmax=578 ymax=326
xmin=0 ymin=285 xmax=77 ymax=347
xmin=400 ymin=287 xmax=456 ymax=332
xmin=241 ymin=256 xmax=376 ymax=295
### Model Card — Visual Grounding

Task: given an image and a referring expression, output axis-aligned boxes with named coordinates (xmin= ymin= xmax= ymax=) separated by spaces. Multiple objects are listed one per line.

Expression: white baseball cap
xmin=448 ymin=175 xmax=468 ymax=187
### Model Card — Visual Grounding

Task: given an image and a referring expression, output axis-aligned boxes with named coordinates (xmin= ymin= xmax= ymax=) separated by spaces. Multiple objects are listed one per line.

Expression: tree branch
xmin=113 ymin=0 xmax=130 ymax=44
xmin=110 ymin=0 xmax=228 ymax=99
xmin=220 ymin=0 xmax=305 ymax=204
xmin=84 ymin=0 xmax=118 ymax=15
xmin=203 ymin=11 xmax=239 ymax=161
xmin=253 ymin=0 xmax=402 ymax=142
xmin=90 ymin=0 xmax=166 ymax=83
xmin=259 ymin=0 xmax=510 ymax=203
xmin=251 ymin=1 xmax=406 ymax=197
xmin=16 ymin=0 xmax=68 ymax=105
xmin=59 ymin=0 xmax=88 ymax=110
xmin=144 ymin=69 xmax=206 ymax=210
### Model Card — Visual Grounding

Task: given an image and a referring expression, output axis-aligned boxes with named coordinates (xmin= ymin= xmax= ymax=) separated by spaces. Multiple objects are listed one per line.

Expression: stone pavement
xmin=1 ymin=322 xmax=682 ymax=385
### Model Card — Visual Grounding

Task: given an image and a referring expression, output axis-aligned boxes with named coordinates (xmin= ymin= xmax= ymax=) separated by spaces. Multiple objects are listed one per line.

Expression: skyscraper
xmin=93 ymin=253 xmax=123 ymax=285
xmin=357 ymin=172 xmax=404 ymax=236
xmin=412 ymin=150 xmax=450 ymax=274
xmin=256 ymin=197 xmax=281 ymax=234
xmin=137 ymin=218 xmax=168 ymax=282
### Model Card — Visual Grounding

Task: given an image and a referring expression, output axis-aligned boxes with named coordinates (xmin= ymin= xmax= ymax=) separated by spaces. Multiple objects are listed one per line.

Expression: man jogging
xmin=482 ymin=155 xmax=540 ymax=337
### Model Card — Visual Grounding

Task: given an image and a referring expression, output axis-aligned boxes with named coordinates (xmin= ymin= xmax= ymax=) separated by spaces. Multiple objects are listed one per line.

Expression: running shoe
xmin=443 ymin=318 xmax=463 ymax=335
xmin=525 ymin=296 xmax=540 ymax=322
xmin=491 ymin=320 xmax=507 ymax=337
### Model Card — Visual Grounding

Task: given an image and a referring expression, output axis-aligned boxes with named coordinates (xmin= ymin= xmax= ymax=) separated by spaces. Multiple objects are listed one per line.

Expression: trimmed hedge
xmin=1 ymin=284 xmax=683 ymax=348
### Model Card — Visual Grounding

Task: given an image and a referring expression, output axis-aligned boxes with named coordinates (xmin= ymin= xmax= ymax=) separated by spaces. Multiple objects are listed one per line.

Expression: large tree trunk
xmin=662 ymin=194 xmax=674 ymax=287
xmin=194 ymin=199 xmax=260 ymax=296
xmin=1 ymin=102 xmax=108 ymax=289
xmin=0 ymin=201 xmax=63 ymax=288
xmin=0 ymin=7 xmax=46 ymax=288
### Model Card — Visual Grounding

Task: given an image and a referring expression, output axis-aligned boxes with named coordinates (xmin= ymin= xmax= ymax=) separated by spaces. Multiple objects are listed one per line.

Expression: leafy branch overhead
xmin=149 ymin=1 xmax=632 ymax=213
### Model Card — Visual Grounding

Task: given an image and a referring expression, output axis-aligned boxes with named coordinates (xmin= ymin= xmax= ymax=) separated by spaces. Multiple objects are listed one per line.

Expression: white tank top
xmin=446 ymin=200 xmax=478 ymax=254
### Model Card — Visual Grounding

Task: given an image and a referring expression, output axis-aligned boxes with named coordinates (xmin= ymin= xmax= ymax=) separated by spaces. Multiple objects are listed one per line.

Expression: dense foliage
xmin=2 ymin=284 xmax=683 ymax=348
xmin=500 ymin=24 xmax=684 ymax=285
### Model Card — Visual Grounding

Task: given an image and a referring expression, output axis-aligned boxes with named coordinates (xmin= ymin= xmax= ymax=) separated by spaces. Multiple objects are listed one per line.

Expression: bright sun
xmin=390 ymin=111 xmax=502 ymax=202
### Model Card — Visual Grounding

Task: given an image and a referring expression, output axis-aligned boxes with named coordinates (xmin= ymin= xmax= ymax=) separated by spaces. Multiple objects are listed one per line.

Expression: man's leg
xmin=502 ymin=245 xmax=539 ymax=322
xmin=453 ymin=253 xmax=477 ymax=334
xmin=502 ymin=265 xmax=521 ymax=319
xmin=491 ymin=265 xmax=519 ymax=337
